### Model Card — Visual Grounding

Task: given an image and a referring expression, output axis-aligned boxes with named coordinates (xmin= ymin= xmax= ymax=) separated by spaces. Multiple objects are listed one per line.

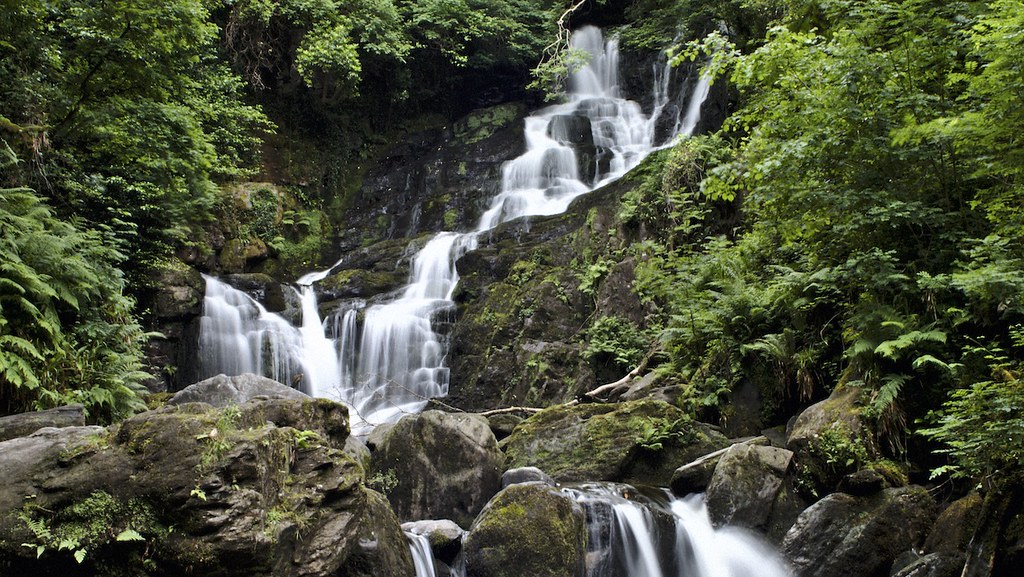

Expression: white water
xmin=407 ymin=532 xmax=438 ymax=577
xmin=196 ymin=26 xmax=712 ymax=434
xmin=567 ymin=484 xmax=791 ymax=577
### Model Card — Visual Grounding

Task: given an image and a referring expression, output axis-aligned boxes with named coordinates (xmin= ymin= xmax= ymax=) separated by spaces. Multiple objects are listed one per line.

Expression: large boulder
xmin=786 ymin=384 xmax=873 ymax=497
xmin=462 ymin=483 xmax=587 ymax=577
xmin=786 ymin=385 xmax=866 ymax=452
xmin=502 ymin=399 xmax=728 ymax=485
xmin=922 ymin=492 xmax=982 ymax=569
xmin=0 ymin=397 xmax=411 ymax=577
xmin=168 ymin=373 xmax=308 ymax=407
xmin=0 ymin=405 xmax=86 ymax=442
xmin=368 ymin=410 xmax=505 ymax=528
xmin=782 ymin=486 xmax=937 ymax=577
xmin=704 ymin=442 xmax=804 ymax=541
xmin=402 ymin=519 xmax=465 ymax=564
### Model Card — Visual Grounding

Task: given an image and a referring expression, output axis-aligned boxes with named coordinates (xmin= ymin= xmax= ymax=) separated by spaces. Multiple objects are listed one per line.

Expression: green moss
xmin=443 ymin=209 xmax=458 ymax=229
xmin=869 ymin=459 xmax=909 ymax=487
xmin=19 ymin=490 xmax=167 ymax=571
xmin=504 ymin=400 xmax=706 ymax=481
xmin=466 ymin=484 xmax=585 ymax=577
xmin=452 ymin=103 xmax=523 ymax=145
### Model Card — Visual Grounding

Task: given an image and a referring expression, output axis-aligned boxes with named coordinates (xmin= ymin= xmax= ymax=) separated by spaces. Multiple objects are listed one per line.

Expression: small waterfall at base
xmin=565 ymin=484 xmax=791 ymax=577
xmin=196 ymin=25 xmax=713 ymax=434
xmin=407 ymin=532 xmax=438 ymax=577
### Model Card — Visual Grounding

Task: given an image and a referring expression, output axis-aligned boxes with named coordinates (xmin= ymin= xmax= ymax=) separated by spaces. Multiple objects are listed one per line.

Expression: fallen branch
xmin=582 ymin=347 xmax=659 ymax=400
xmin=479 ymin=406 xmax=543 ymax=417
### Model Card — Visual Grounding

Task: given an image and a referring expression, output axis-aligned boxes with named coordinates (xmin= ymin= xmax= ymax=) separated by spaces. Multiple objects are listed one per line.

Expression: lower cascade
xmin=569 ymin=485 xmax=790 ymax=577
xmin=407 ymin=484 xmax=791 ymax=577
xmin=195 ymin=25 xmax=711 ymax=434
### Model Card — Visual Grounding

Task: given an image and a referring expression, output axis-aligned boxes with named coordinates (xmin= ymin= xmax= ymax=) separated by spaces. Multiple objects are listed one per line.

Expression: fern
xmin=1 ymin=161 xmax=149 ymax=422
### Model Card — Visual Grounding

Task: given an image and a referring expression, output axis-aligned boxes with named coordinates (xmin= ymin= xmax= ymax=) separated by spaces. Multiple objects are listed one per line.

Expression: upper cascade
xmin=195 ymin=26 xmax=712 ymax=434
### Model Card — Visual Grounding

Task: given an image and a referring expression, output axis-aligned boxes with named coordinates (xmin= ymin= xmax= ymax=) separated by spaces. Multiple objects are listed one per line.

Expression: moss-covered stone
xmin=0 ymin=398 xmax=406 ymax=577
xmin=453 ymin=103 xmax=525 ymax=145
xmin=463 ymin=483 xmax=586 ymax=577
xmin=502 ymin=399 xmax=728 ymax=485
xmin=368 ymin=411 xmax=504 ymax=528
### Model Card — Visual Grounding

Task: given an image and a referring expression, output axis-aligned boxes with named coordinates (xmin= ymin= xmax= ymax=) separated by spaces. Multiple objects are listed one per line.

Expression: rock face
xmin=704 ymin=443 xmax=797 ymax=537
xmin=402 ymin=519 xmax=465 ymax=565
xmin=786 ymin=384 xmax=873 ymax=496
xmin=462 ymin=483 xmax=587 ymax=577
xmin=782 ymin=486 xmax=937 ymax=577
xmin=502 ymin=399 xmax=728 ymax=485
xmin=167 ymin=373 xmax=308 ymax=407
xmin=0 ymin=397 xmax=411 ymax=577
xmin=0 ymin=404 xmax=86 ymax=442
xmin=368 ymin=410 xmax=505 ymax=528
xmin=329 ymin=103 xmax=527 ymax=260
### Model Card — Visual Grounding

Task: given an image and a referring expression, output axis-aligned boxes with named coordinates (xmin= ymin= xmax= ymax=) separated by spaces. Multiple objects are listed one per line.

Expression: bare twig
xmin=479 ymin=406 xmax=543 ymax=417
xmin=581 ymin=347 xmax=659 ymax=400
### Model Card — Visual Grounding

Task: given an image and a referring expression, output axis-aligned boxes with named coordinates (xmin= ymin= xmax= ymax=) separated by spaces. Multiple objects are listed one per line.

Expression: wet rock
xmin=891 ymin=552 xmax=964 ymax=577
xmin=486 ymin=413 xmax=524 ymax=441
xmin=402 ymin=519 xmax=465 ymax=564
xmin=463 ymin=483 xmax=587 ymax=577
xmin=502 ymin=467 xmax=556 ymax=488
xmin=503 ymin=399 xmax=728 ymax=485
xmin=344 ymin=435 xmax=372 ymax=471
xmin=924 ymin=492 xmax=982 ymax=555
xmin=705 ymin=443 xmax=794 ymax=533
xmin=0 ymin=405 xmax=86 ymax=442
xmin=221 ymin=273 xmax=289 ymax=312
xmin=219 ymin=237 xmax=270 ymax=272
xmin=786 ymin=385 xmax=866 ymax=452
xmin=368 ymin=410 xmax=504 ymax=528
xmin=786 ymin=384 xmax=873 ymax=496
xmin=838 ymin=468 xmax=888 ymax=496
xmin=669 ymin=437 xmax=769 ymax=496
xmin=0 ymin=425 xmax=109 ymax=513
xmin=782 ymin=486 xmax=938 ymax=577
xmin=168 ymin=373 xmax=307 ymax=407
xmin=153 ymin=262 xmax=204 ymax=320
xmin=670 ymin=453 xmax=721 ymax=496
xmin=335 ymin=490 xmax=416 ymax=577
xmin=0 ymin=397 xmax=408 ymax=577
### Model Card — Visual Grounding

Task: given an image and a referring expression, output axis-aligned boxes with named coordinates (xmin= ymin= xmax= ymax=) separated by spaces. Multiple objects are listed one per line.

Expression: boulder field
xmin=1 ymin=375 xmax=1020 ymax=577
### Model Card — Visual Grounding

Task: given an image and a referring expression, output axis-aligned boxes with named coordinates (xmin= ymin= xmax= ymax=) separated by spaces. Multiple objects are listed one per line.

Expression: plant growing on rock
xmin=19 ymin=491 xmax=163 ymax=571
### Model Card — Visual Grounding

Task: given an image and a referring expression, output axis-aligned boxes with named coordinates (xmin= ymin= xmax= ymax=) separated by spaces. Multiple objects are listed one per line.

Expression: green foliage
xmin=366 ymin=469 xmax=399 ymax=494
xmin=195 ymin=404 xmax=242 ymax=470
xmin=0 ymin=145 xmax=148 ymax=422
xmin=634 ymin=417 xmax=694 ymax=451
xmin=921 ymin=326 xmax=1024 ymax=484
xmin=20 ymin=491 xmax=164 ymax=571
xmin=632 ymin=1 xmax=1024 ymax=461
xmin=796 ymin=422 xmax=871 ymax=498
xmin=1 ymin=0 xmax=271 ymax=291
xmin=584 ymin=316 xmax=650 ymax=371
xmin=621 ymin=0 xmax=781 ymax=51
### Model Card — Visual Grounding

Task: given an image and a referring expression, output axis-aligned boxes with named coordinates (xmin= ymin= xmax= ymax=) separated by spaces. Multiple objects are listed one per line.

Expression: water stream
xmin=196 ymin=26 xmax=712 ymax=434
xmin=567 ymin=484 xmax=791 ymax=577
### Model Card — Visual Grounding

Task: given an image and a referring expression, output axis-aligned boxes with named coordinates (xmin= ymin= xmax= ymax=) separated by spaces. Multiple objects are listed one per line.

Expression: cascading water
xmin=195 ymin=26 xmax=712 ymax=433
xmin=406 ymin=532 xmax=438 ymax=577
xmin=565 ymin=484 xmax=791 ymax=577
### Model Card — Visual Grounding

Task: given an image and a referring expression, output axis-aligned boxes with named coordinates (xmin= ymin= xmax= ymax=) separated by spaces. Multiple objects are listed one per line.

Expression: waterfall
xmin=407 ymin=532 xmax=438 ymax=577
xmin=196 ymin=26 xmax=713 ymax=434
xmin=565 ymin=484 xmax=791 ymax=577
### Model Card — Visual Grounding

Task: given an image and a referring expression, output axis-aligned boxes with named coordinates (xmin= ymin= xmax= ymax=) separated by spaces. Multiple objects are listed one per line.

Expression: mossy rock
xmin=453 ymin=103 xmax=526 ymax=145
xmin=368 ymin=411 xmax=504 ymax=528
xmin=0 ymin=398 xmax=400 ymax=577
xmin=463 ymin=483 xmax=586 ymax=577
xmin=502 ymin=399 xmax=728 ymax=485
